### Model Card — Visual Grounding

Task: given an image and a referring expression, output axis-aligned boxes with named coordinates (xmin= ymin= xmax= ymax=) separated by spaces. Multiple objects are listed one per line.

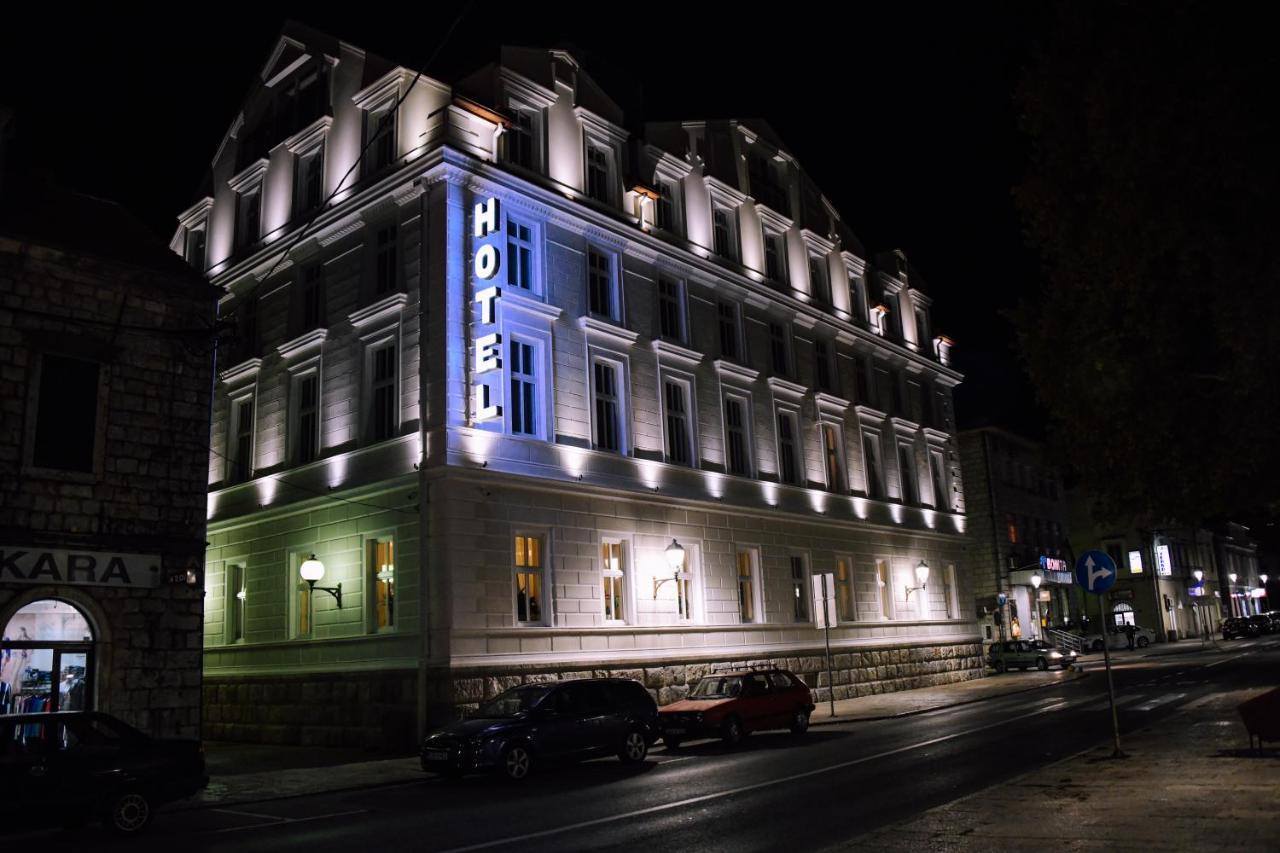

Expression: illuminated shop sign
xmin=1128 ymin=550 xmax=1143 ymax=574
xmin=472 ymin=197 xmax=503 ymax=422
xmin=1155 ymin=544 xmax=1172 ymax=577
xmin=0 ymin=547 xmax=162 ymax=588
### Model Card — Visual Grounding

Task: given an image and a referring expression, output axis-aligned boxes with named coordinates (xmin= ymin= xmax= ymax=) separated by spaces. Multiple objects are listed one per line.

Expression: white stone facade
xmin=181 ymin=26 xmax=978 ymax=745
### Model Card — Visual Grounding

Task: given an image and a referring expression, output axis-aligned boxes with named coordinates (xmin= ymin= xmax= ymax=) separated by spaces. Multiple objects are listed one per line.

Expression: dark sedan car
xmin=0 ymin=711 xmax=207 ymax=834
xmin=421 ymin=678 xmax=658 ymax=780
xmin=1222 ymin=616 xmax=1261 ymax=639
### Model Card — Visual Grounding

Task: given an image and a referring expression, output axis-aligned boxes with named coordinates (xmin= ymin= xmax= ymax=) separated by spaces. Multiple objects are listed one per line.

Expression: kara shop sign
xmin=472 ymin=197 xmax=503 ymax=422
xmin=0 ymin=547 xmax=162 ymax=588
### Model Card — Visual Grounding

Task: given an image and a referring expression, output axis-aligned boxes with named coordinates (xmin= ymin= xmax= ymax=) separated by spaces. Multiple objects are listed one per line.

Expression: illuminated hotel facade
xmin=177 ymin=23 xmax=981 ymax=747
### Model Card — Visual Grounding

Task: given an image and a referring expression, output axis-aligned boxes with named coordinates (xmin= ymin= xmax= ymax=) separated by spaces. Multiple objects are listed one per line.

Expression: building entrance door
xmin=1111 ymin=601 xmax=1135 ymax=629
xmin=1 ymin=600 xmax=95 ymax=714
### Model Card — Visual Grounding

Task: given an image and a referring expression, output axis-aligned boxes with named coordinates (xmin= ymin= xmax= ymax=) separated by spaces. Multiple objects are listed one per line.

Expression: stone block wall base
xmin=202 ymin=669 xmax=418 ymax=752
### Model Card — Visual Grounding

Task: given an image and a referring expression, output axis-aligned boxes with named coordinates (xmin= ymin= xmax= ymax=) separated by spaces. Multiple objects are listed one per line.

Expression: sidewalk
xmin=835 ymin=684 xmax=1280 ymax=852
xmin=180 ymin=670 xmax=1080 ymax=810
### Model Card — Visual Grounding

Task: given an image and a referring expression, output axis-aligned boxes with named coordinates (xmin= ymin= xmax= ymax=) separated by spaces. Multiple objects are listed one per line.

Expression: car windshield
xmin=474 ymin=685 xmax=553 ymax=718
xmin=689 ymin=676 xmax=744 ymax=699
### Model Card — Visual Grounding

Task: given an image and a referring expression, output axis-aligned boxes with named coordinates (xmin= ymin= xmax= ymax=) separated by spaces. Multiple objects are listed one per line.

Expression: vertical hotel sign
xmin=473 ymin=197 xmax=503 ymax=421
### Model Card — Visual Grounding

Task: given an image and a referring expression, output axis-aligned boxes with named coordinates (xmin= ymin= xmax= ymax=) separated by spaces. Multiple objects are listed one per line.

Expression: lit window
xmin=506 ymin=218 xmax=535 ymax=291
xmin=228 ymin=563 xmax=246 ymax=643
xmin=291 ymin=373 xmax=320 ymax=466
xmin=368 ymin=342 xmax=397 ymax=443
xmin=587 ymin=249 xmax=615 ymax=319
xmin=509 ymin=338 xmax=538 ymax=437
xmin=777 ymin=409 xmax=801 ymax=486
xmin=1007 ymin=514 xmax=1019 ymax=544
xmin=823 ymin=423 xmax=846 ymax=493
xmin=663 ymin=378 xmax=694 ymax=467
xmin=374 ymin=226 xmax=398 ymax=296
xmin=369 ymin=537 xmax=395 ymax=631
xmin=942 ymin=563 xmax=956 ymax=619
xmin=602 ymin=540 xmax=626 ymax=622
xmin=737 ymin=549 xmax=759 ymax=623
xmin=515 ymin=534 xmax=544 ymax=624
xmin=724 ymin=395 xmax=751 ymax=477
xmin=229 ymin=395 xmax=255 ymax=483
xmin=657 ymin=277 xmax=686 ymax=342
xmin=592 ymin=359 xmax=623 ymax=453
xmin=790 ymin=556 xmax=810 ymax=622
xmin=877 ymin=559 xmax=893 ymax=619
xmin=294 ymin=553 xmax=312 ymax=639
xmin=836 ymin=558 xmax=854 ymax=622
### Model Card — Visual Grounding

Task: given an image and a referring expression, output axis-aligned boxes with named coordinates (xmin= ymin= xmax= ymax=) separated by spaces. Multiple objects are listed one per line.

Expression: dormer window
xmin=712 ymin=206 xmax=737 ymax=261
xmin=237 ymin=188 xmax=260 ymax=249
xmin=365 ymin=102 xmax=397 ymax=176
xmin=503 ymin=105 xmax=538 ymax=170
xmin=656 ymin=177 xmax=681 ymax=234
xmin=185 ymin=226 xmax=207 ymax=272
xmin=294 ymin=144 xmax=325 ymax=217
xmin=809 ymin=254 xmax=831 ymax=305
xmin=764 ymin=229 xmax=786 ymax=285
xmin=586 ymin=141 xmax=612 ymax=204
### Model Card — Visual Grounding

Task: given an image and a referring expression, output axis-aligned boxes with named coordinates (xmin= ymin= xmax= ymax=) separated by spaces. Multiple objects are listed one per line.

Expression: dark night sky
xmin=2 ymin=2 xmax=1050 ymax=435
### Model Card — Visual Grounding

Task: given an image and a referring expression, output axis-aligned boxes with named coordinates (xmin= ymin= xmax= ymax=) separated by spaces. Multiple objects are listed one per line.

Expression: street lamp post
xmin=1229 ymin=572 xmax=1239 ymax=617
xmin=1192 ymin=569 xmax=1207 ymax=646
xmin=1030 ymin=571 xmax=1044 ymax=641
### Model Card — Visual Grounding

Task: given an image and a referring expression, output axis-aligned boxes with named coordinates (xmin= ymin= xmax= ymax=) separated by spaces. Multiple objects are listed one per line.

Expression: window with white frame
xmin=294 ymin=144 xmax=325 ymax=217
xmin=373 ymin=225 xmax=398 ymax=296
xmin=586 ymin=141 xmax=612 ymax=203
xmin=601 ymin=539 xmax=627 ymax=622
xmin=185 ymin=225 xmax=207 ymax=271
xmin=769 ymin=321 xmax=792 ymax=377
xmin=809 ymin=253 xmax=831 ymax=305
xmin=514 ymin=534 xmax=545 ymax=624
xmin=587 ymin=249 xmax=618 ymax=320
xmin=876 ymin=559 xmax=894 ymax=619
xmin=814 ymin=339 xmax=835 ymax=393
xmin=898 ymin=443 xmax=919 ymax=504
xmin=863 ymin=431 xmax=885 ymax=499
xmin=941 ymin=563 xmax=957 ymax=619
xmin=790 ymin=555 xmax=810 ymax=622
xmin=290 ymin=371 xmax=320 ymax=466
xmin=227 ymin=562 xmax=246 ymax=643
xmin=508 ymin=337 xmax=539 ymax=437
xmin=835 ymin=557 xmax=854 ymax=621
xmin=849 ymin=275 xmax=867 ymax=324
xmin=368 ymin=536 xmax=395 ymax=631
xmin=724 ymin=394 xmax=752 ymax=477
xmin=712 ymin=205 xmax=737 ymax=261
xmin=506 ymin=217 xmax=536 ymax=292
xmin=228 ymin=393 xmax=255 ymax=483
xmin=663 ymin=377 xmax=695 ymax=467
xmin=591 ymin=357 xmax=624 ymax=453
xmin=764 ymin=229 xmax=786 ymax=284
xmin=237 ymin=187 xmax=261 ymax=248
xmin=365 ymin=102 xmax=397 ymax=175
xmin=736 ymin=548 xmax=760 ymax=623
xmin=656 ymin=177 xmax=681 ymax=233
xmin=367 ymin=340 xmax=398 ymax=443
xmin=930 ymin=449 xmax=949 ymax=509
xmin=503 ymin=105 xmax=538 ymax=170
xmin=657 ymin=277 xmax=687 ymax=343
xmin=822 ymin=422 xmax=847 ymax=493
xmin=776 ymin=408 xmax=802 ymax=486
xmin=717 ymin=301 xmax=743 ymax=361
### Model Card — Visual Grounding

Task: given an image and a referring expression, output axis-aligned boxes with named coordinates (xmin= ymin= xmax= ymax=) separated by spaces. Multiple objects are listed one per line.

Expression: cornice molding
xmin=755 ymin=203 xmax=793 ymax=234
xmin=652 ymin=339 xmax=704 ymax=369
xmin=922 ymin=427 xmax=951 ymax=445
xmin=814 ymin=391 xmax=852 ymax=416
xmin=283 ymin=115 xmax=333 ymax=154
xmin=890 ymin=416 xmax=921 ymax=435
xmin=348 ymin=292 xmax=408 ymax=331
xmin=228 ymin=159 xmax=269 ymax=193
xmin=714 ymin=359 xmax=760 ymax=384
xmin=855 ymin=404 xmax=888 ymax=424
xmin=501 ymin=290 xmax=563 ymax=323
xmin=766 ymin=376 xmax=807 ymax=402
xmin=352 ymin=69 xmax=407 ymax=110
xmin=218 ymin=358 xmax=262 ymax=387
xmin=578 ymin=315 xmax=640 ymax=347
xmin=277 ymin=328 xmax=328 ymax=363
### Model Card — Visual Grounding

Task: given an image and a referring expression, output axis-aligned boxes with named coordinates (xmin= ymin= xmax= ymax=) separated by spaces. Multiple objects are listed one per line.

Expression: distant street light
xmin=1030 ymin=572 xmax=1044 ymax=640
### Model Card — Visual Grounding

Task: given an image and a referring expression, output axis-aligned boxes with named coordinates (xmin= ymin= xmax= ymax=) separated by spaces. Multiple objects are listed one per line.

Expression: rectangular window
xmin=586 ymin=142 xmax=611 ymax=203
xmin=1007 ymin=514 xmax=1019 ymax=544
xmin=294 ymin=553 xmax=313 ymax=638
xmin=31 ymin=354 xmax=99 ymax=473
xmin=777 ymin=409 xmax=801 ymax=486
xmin=724 ymin=395 xmax=751 ymax=477
xmin=814 ymin=340 xmax=834 ymax=393
xmin=790 ymin=556 xmax=810 ymax=622
xmin=186 ymin=227 xmax=207 ymax=271
xmin=663 ymin=379 xmax=693 ymax=466
xmin=657 ymin=277 xmax=686 ymax=342
xmin=877 ymin=559 xmax=893 ymax=619
xmin=898 ymin=444 xmax=918 ymax=504
xmin=587 ymin=249 xmax=614 ymax=319
xmin=863 ymin=432 xmax=885 ymax=499
xmin=764 ymin=230 xmax=786 ymax=284
xmin=822 ymin=423 xmax=846 ymax=493
xmin=656 ymin=179 xmax=679 ymax=233
xmin=602 ymin=539 xmax=626 ymax=622
xmin=942 ymin=563 xmax=956 ymax=619
xmin=300 ymin=264 xmax=324 ymax=331
xmin=367 ymin=106 xmax=397 ymax=174
xmin=295 ymin=146 xmax=324 ymax=215
xmin=237 ymin=188 xmax=260 ymax=248
xmin=505 ymin=108 xmax=535 ymax=169
xmin=930 ymin=450 xmax=948 ymax=509
xmin=293 ymin=373 xmax=319 ymax=465
xmin=506 ymin=218 xmax=535 ymax=291
xmin=368 ymin=537 xmax=395 ymax=631
xmin=809 ymin=254 xmax=830 ymax=304
xmin=914 ymin=308 xmax=929 ymax=347
xmin=712 ymin=206 xmax=736 ymax=260
xmin=890 ymin=370 xmax=905 ymax=417
xmin=230 ymin=396 xmax=255 ymax=483
xmin=514 ymin=534 xmax=544 ymax=624
xmin=509 ymin=338 xmax=538 ymax=437
xmin=592 ymin=359 xmax=622 ymax=453
xmin=369 ymin=342 xmax=397 ymax=442
xmin=233 ymin=297 xmax=258 ymax=363
xmin=836 ymin=558 xmax=854 ymax=621
xmin=228 ymin=563 xmax=246 ymax=643
xmin=718 ymin=302 xmax=741 ymax=361
xmin=769 ymin=322 xmax=791 ymax=377
xmin=854 ymin=355 xmax=872 ymax=405
xmin=374 ymin=226 xmax=398 ymax=296
xmin=737 ymin=549 xmax=759 ymax=623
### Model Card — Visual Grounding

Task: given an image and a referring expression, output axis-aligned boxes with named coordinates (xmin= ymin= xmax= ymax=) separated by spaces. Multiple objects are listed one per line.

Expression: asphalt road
xmin=38 ymin=637 xmax=1280 ymax=851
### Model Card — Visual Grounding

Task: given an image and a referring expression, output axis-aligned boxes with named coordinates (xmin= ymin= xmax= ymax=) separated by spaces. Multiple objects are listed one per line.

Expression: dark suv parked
xmin=0 ymin=711 xmax=207 ymax=834
xmin=421 ymin=678 xmax=658 ymax=780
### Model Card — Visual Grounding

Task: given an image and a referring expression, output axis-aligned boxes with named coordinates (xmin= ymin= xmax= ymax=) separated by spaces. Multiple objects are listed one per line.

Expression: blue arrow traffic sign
xmin=1075 ymin=550 xmax=1118 ymax=595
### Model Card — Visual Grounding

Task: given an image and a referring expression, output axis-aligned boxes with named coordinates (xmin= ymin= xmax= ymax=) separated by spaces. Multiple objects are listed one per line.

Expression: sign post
xmin=1076 ymin=549 xmax=1125 ymax=759
xmin=812 ymin=573 xmax=837 ymax=719
xmin=996 ymin=591 xmax=1009 ymax=671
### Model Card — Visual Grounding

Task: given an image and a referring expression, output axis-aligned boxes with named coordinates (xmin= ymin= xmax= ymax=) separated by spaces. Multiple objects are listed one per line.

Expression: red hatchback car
xmin=658 ymin=668 xmax=814 ymax=748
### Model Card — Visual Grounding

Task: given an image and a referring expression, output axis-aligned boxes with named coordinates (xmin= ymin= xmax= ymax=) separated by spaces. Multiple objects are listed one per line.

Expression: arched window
xmin=1 ymin=599 xmax=95 ymax=714
xmin=1111 ymin=601 xmax=1135 ymax=628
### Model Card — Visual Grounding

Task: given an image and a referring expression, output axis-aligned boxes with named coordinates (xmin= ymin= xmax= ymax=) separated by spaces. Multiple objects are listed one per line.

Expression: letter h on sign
xmin=472 ymin=197 xmax=504 ymax=422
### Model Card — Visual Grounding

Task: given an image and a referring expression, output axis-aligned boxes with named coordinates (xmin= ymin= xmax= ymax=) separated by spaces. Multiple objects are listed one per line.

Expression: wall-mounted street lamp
xmin=1193 ymin=569 xmax=1204 ymax=583
xmin=299 ymin=554 xmax=342 ymax=608
xmin=1261 ymin=574 xmax=1269 ymax=585
xmin=1229 ymin=572 xmax=1238 ymax=584
xmin=653 ymin=539 xmax=686 ymax=598
xmin=904 ymin=560 xmax=930 ymax=600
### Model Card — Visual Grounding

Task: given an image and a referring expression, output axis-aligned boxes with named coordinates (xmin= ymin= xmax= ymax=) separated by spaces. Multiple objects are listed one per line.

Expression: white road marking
xmin=434 ymin=701 xmax=1072 ymax=853
xmin=1133 ymin=693 xmax=1186 ymax=712
xmin=1203 ymin=652 xmax=1249 ymax=669
xmin=212 ymin=808 xmax=369 ymax=834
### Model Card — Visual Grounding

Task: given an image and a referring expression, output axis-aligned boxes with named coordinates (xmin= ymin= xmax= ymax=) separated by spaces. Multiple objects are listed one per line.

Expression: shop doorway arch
xmin=1111 ymin=600 xmax=1136 ymax=629
xmin=1 ymin=599 xmax=96 ymax=714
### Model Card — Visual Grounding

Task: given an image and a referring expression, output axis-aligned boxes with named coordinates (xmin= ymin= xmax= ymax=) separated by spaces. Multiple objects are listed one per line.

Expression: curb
xmin=809 ymin=669 xmax=1090 ymax=726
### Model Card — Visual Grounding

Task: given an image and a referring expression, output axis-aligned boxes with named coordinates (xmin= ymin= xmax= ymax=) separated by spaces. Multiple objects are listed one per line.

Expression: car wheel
xmin=789 ymin=708 xmax=811 ymax=734
xmin=103 ymin=790 xmax=153 ymax=835
xmin=619 ymin=729 xmax=648 ymax=764
xmin=721 ymin=715 xmax=744 ymax=747
xmin=1036 ymin=658 xmax=1048 ymax=671
xmin=994 ymin=660 xmax=1006 ymax=673
xmin=500 ymin=742 xmax=533 ymax=781
xmin=1061 ymin=660 xmax=1072 ymax=670
xmin=1137 ymin=636 xmax=1150 ymax=648
xmin=1092 ymin=640 xmax=1104 ymax=652
xmin=663 ymin=735 xmax=682 ymax=750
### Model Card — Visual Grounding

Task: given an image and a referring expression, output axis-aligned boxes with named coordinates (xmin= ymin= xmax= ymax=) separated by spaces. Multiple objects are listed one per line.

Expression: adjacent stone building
xmin=180 ymin=24 xmax=981 ymax=749
xmin=0 ymin=143 xmax=218 ymax=737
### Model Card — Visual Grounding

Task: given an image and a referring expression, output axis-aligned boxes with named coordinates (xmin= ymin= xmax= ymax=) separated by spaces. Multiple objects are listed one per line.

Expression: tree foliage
xmin=1014 ymin=1 xmax=1280 ymax=525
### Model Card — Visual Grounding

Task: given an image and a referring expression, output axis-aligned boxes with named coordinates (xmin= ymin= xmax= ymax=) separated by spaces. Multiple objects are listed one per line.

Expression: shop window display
xmin=0 ymin=600 xmax=93 ymax=715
